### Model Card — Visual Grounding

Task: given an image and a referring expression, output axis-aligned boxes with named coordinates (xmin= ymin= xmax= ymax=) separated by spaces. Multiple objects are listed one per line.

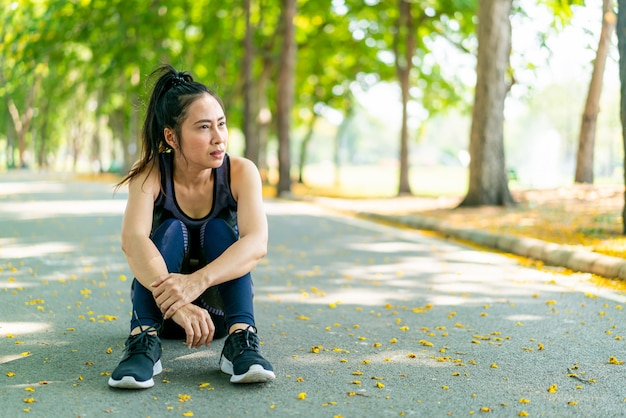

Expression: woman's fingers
xmin=173 ymin=306 xmax=216 ymax=349
xmin=150 ymin=274 xmax=169 ymax=288
xmin=189 ymin=320 xmax=201 ymax=348
xmin=199 ymin=314 xmax=215 ymax=348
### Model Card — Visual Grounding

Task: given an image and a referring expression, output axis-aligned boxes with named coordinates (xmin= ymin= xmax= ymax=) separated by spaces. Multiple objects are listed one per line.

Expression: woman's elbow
xmin=120 ymin=237 xmax=131 ymax=256
xmin=255 ymin=235 xmax=268 ymax=260
xmin=120 ymin=232 xmax=140 ymax=256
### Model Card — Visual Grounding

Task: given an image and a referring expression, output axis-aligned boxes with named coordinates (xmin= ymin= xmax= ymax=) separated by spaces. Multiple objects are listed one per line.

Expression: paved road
xmin=1 ymin=171 xmax=626 ymax=417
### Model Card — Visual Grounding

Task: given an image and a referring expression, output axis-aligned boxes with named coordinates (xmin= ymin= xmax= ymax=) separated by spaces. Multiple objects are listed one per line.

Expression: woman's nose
xmin=212 ymin=127 xmax=225 ymax=144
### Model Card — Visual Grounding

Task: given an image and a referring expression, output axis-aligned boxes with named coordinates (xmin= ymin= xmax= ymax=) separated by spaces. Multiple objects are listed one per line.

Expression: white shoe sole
xmin=108 ymin=360 xmax=162 ymax=389
xmin=220 ymin=357 xmax=276 ymax=384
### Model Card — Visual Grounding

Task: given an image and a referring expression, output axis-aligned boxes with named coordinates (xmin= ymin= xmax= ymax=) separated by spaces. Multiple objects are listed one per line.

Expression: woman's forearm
xmin=122 ymin=235 xmax=169 ymax=291
xmin=195 ymin=234 xmax=267 ymax=289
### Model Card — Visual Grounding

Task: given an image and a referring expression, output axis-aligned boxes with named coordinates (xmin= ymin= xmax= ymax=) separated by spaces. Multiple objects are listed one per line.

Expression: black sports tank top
xmin=152 ymin=152 xmax=238 ymax=233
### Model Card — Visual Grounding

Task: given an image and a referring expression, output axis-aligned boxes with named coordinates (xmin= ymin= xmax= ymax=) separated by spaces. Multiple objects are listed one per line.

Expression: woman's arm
xmin=122 ymin=165 xmax=215 ymax=348
xmin=197 ymin=156 xmax=268 ymax=287
xmin=152 ymin=157 xmax=268 ymax=319
xmin=120 ymin=166 xmax=169 ymax=291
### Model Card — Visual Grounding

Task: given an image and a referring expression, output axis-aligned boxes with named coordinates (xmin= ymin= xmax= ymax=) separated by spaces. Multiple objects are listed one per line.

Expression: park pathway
xmin=1 ymin=171 xmax=626 ymax=417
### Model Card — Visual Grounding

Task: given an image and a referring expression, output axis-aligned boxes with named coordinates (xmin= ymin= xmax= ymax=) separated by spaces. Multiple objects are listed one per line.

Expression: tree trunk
xmin=276 ymin=0 xmax=297 ymax=196
xmin=460 ymin=0 xmax=515 ymax=207
xmin=256 ymin=74 xmax=271 ymax=180
xmin=575 ymin=0 xmax=617 ymax=184
xmin=4 ymin=100 xmax=15 ymax=168
xmin=109 ymin=109 xmax=126 ymax=172
xmin=333 ymin=103 xmax=354 ymax=188
xmin=7 ymin=77 xmax=39 ymax=168
xmin=394 ymin=0 xmax=416 ymax=196
xmin=91 ymin=89 xmax=104 ymax=171
xmin=242 ymin=0 xmax=259 ymax=165
xmin=617 ymin=0 xmax=626 ymax=233
xmin=297 ymin=113 xmax=317 ymax=183
xmin=37 ymin=100 xmax=49 ymax=168
xmin=128 ymin=93 xmax=140 ymax=169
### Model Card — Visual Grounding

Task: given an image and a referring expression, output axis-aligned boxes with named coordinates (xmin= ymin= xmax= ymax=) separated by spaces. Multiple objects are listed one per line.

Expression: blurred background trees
xmin=0 ymin=0 xmax=622 ymax=204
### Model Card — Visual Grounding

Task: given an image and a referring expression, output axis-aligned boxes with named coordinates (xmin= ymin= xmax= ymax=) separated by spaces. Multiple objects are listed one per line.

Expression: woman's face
xmin=169 ymin=93 xmax=228 ymax=170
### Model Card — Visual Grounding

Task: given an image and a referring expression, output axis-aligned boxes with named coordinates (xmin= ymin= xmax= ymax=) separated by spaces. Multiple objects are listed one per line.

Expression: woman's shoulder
xmin=227 ymin=155 xmax=262 ymax=200
xmin=127 ymin=159 xmax=161 ymax=199
xmin=227 ymin=155 xmax=261 ymax=181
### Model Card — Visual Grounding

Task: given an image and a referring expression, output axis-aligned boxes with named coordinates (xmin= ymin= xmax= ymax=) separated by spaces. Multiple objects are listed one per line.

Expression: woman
xmin=108 ymin=64 xmax=275 ymax=389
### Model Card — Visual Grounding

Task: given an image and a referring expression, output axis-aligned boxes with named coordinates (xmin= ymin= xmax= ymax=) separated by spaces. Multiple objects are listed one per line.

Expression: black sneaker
xmin=219 ymin=326 xmax=275 ymax=383
xmin=108 ymin=326 xmax=162 ymax=389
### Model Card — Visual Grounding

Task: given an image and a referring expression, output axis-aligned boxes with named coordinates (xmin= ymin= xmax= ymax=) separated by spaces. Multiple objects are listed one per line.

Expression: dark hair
xmin=116 ymin=64 xmax=224 ymax=188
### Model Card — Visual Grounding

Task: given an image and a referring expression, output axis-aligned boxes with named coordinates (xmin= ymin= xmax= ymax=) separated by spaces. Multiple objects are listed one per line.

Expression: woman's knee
xmin=200 ymin=219 xmax=238 ymax=259
xmin=152 ymin=218 xmax=188 ymax=244
xmin=201 ymin=218 xmax=237 ymax=239
xmin=151 ymin=219 xmax=189 ymax=272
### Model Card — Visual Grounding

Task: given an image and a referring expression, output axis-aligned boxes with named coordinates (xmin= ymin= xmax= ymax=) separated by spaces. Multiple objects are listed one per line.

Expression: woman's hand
xmin=170 ymin=304 xmax=215 ymax=349
xmin=151 ymin=273 xmax=204 ymax=319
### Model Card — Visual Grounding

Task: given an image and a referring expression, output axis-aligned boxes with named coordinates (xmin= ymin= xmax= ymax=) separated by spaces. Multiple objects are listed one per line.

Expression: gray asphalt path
xmin=2 ymin=171 xmax=626 ymax=418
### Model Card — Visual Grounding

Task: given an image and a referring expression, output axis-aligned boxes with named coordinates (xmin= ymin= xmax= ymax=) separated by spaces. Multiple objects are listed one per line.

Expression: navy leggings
xmin=129 ymin=218 xmax=255 ymax=337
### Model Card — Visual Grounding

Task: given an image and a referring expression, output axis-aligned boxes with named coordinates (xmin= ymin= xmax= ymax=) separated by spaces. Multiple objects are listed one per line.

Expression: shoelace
xmin=126 ymin=320 xmax=160 ymax=356
xmin=126 ymin=311 xmax=161 ymax=355
xmin=231 ymin=326 xmax=260 ymax=353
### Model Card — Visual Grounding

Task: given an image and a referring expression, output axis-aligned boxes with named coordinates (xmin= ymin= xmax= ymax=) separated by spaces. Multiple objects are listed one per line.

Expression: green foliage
xmin=0 ymin=0 xmax=578 ymax=173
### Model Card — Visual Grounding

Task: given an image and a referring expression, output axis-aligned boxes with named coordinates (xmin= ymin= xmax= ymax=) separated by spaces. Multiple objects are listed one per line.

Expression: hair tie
xmin=171 ymin=75 xmax=185 ymax=87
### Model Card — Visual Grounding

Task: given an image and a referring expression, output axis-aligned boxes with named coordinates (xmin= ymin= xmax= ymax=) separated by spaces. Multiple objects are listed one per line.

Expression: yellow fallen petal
xmin=297 ymin=392 xmax=307 ymax=400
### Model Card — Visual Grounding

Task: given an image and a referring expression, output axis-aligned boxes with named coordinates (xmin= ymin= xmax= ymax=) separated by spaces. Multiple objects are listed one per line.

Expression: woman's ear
xmin=164 ymin=127 xmax=177 ymax=150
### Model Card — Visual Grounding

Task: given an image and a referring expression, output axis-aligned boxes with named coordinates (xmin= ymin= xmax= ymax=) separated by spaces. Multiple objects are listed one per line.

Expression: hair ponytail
xmin=115 ymin=64 xmax=223 ymax=190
